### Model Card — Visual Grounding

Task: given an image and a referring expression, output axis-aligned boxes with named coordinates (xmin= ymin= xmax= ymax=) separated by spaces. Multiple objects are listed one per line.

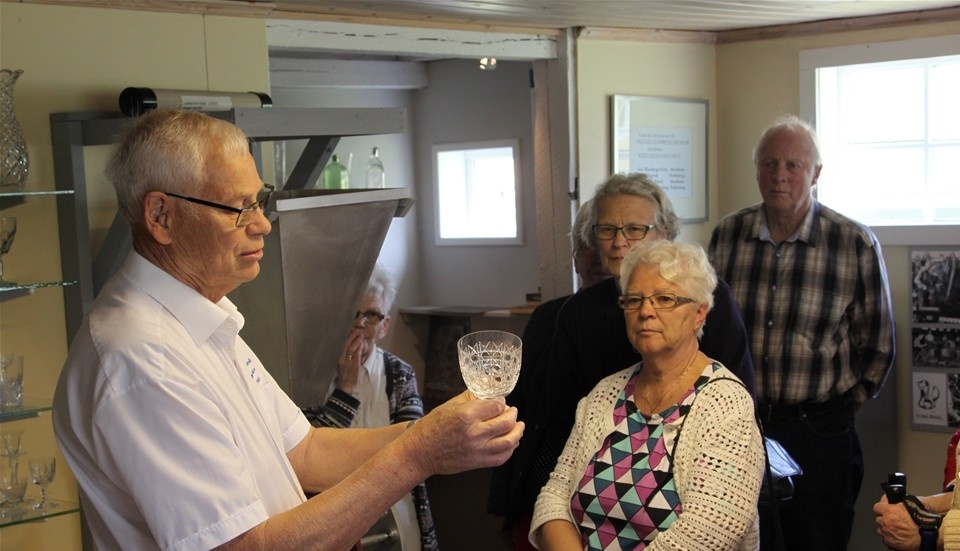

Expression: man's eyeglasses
xmin=592 ymin=224 xmax=656 ymax=241
xmin=355 ymin=310 xmax=386 ymax=324
xmin=618 ymin=293 xmax=697 ymax=311
xmin=166 ymin=183 xmax=274 ymax=227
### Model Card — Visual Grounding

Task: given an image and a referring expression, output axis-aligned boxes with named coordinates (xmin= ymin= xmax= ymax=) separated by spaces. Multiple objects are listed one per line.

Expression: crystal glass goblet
xmin=28 ymin=456 xmax=56 ymax=511
xmin=457 ymin=330 xmax=522 ymax=400
xmin=0 ymin=216 xmax=16 ymax=286
xmin=0 ymin=353 xmax=24 ymax=409
xmin=0 ymin=430 xmax=23 ymax=480
xmin=0 ymin=463 xmax=27 ymax=512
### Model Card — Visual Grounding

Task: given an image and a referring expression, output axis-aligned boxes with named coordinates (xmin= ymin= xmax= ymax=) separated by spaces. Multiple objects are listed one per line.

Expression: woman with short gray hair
xmin=532 ymin=240 xmax=763 ymax=550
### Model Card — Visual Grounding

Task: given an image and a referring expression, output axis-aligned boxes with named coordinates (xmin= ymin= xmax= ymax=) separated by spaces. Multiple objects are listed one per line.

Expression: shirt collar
xmin=122 ymin=252 xmax=245 ymax=345
xmin=757 ymin=199 xmax=820 ymax=245
xmin=362 ymin=345 xmax=382 ymax=375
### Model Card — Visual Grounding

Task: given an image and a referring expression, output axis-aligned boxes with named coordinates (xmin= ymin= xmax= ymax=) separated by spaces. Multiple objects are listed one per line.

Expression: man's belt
xmin=756 ymin=395 xmax=851 ymax=424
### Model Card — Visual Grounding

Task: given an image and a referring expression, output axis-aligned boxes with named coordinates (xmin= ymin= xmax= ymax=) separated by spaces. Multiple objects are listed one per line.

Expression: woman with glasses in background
xmin=303 ymin=265 xmax=437 ymax=551
xmin=530 ymin=241 xmax=764 ymax=550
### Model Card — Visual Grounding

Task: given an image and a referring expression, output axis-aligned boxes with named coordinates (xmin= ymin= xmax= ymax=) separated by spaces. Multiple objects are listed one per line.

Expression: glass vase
xmin=0 ymin=69 xmax=29 ymax=192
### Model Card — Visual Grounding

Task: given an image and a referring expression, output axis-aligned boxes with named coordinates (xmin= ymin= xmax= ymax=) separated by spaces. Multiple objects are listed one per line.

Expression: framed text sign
xmin=611 ymin=95 xmax=708 ymax=222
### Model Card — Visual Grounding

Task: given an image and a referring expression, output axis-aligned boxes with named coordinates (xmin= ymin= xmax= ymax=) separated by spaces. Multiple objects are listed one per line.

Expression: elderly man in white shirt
xmin=53 ymin=109 xmax=523 ymax=551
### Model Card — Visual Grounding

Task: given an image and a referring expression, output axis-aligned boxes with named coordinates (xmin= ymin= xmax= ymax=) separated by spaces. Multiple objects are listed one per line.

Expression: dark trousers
xmin=758 ymin=398 xmax=864 ymax=551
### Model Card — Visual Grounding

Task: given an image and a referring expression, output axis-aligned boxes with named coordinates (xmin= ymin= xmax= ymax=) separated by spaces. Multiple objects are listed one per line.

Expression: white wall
xmin=576 ymin=38 xmax=718 ymax=246
xmin=413 ymin=59 xmax=540 ymax=308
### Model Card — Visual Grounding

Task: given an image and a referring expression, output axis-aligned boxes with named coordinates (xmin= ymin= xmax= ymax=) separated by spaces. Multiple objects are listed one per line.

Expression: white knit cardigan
xmin=530 ymin=363 xmax=764 ymax=551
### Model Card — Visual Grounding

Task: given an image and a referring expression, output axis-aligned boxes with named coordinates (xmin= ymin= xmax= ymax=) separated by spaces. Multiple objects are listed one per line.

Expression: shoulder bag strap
xmin=669 ymin=375 xmax=785 ymax=551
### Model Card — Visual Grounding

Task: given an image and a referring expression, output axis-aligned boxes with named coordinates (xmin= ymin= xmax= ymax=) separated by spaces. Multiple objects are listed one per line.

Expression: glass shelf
xmin=0 ymin=499 xmax=80 ymax=528
xmin=0 ymin=398 xmax=52 ymax=422
xmin=0 ymin=189 xmax=75 ymax=210
xmin=0 ymin=281 xmax=77 ymax=304
xmin=0 ymin=190 xmax=75 ymax=198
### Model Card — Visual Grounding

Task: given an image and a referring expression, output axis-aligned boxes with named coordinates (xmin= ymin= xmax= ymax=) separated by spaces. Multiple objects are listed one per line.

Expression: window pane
xmin=839 ymin=65 xmax=924 ymax=143
xmin=930 ymin=145 xmax=960 ymax=223
xmin=815 ymin=53 xmax=960 ymax=228
xmin=466 ymin=154 xmax=516 ymax=238
xmin=821 ymin=146 xmax=924 ymax=225
xmin=435 ymin=142 xmax=520 ymax=243
xmin=930 ymin=61 xmax=960 ymax=141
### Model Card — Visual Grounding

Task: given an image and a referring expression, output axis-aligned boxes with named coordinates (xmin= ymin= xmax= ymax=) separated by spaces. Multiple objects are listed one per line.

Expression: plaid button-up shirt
xmin=708 ymin=200 xmax=895 ymax=406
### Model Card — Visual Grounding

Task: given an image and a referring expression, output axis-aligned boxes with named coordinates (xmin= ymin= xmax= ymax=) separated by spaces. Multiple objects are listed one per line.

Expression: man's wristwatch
xmin=904 ymin=495 xmax=943 ymax=551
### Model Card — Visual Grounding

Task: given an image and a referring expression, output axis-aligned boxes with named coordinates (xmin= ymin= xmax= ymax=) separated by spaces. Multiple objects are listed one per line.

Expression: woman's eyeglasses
xmin=355 ymin=310 xmax=386 ymax=324
xmin=592 ymin=224 xmax=656 ymax=241
xmin=618 ymin=293 xmax=696 ymax=311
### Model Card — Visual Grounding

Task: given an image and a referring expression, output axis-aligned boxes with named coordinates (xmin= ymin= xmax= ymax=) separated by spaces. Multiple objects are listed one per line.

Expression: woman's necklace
xmin=641 ymin=347 xmax=701 ymax=414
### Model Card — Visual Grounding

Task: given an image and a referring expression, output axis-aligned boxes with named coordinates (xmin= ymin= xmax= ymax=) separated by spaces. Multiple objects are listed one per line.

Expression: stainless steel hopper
xmin=229 ymin=187 xmax=413 ymax=407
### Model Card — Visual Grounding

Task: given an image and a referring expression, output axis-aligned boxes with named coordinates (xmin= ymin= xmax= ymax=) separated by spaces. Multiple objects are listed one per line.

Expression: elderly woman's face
xmin=352 ymin=293 xmax=391 ymax=361
xmin=596 ymin=195 xmax=659 ymax=277
xmin=623 ymin=263 xmax=707 ymax=357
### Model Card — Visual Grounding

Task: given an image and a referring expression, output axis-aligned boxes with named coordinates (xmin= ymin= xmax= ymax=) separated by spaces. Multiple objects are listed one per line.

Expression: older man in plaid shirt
xmin=708 ymin=114 xmax=895 ymax=551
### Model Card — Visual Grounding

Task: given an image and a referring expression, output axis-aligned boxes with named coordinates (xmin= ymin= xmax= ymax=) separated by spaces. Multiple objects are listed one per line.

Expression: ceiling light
xmin=479 ymin=57 xmax=497 ymax=71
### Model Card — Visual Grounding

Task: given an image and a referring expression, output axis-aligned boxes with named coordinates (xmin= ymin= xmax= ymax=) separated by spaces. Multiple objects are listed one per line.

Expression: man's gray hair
xmin=105 ymin=110 xmax=250 ymax=226
xmin=752 ymin=113 xmax=822 ymax=167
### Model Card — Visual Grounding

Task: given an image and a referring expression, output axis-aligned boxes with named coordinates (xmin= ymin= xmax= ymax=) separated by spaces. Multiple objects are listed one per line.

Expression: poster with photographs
xmin=911 ymin=247 xmax=960 ymax=431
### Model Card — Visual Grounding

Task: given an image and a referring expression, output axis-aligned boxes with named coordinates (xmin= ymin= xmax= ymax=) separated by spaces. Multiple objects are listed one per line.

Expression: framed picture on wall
xmin=611 ymin=95 xmax=708 ymax=222
xmin=910 ymin=246 xmax=960 ymax=432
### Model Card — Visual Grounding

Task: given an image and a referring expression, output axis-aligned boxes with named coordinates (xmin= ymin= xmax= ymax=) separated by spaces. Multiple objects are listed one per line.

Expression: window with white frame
xmin=433 ymin=140 xmax=522 ymax=245
xmin=800 ymin=35 xmax=960 ymax=246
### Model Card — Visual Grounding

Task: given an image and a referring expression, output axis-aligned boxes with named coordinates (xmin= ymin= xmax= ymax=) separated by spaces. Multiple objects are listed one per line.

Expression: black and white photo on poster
xmin=910 ymin=247 xmax=960 ymax=430
xmin=912 ymin=248 xmax=960 ymax=324
xmin=913 ymin=326 xmax=960 ymax=369
xmin=914 ymin=371 xmax=948 ymax=427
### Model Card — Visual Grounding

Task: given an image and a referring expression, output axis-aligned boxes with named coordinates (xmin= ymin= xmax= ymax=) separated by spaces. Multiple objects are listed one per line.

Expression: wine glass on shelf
xmin=0 ymin=430 xmax=23 ymax=480
xmin=28 ymin=456 xmax=56 ymax=511
xmin=0 ymin=462 xmax=27 ymax=517
xmin=457 ymin=330 xmax=522 ymax=400
xmin=0 ymin=216 xmax=16 ymax=287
